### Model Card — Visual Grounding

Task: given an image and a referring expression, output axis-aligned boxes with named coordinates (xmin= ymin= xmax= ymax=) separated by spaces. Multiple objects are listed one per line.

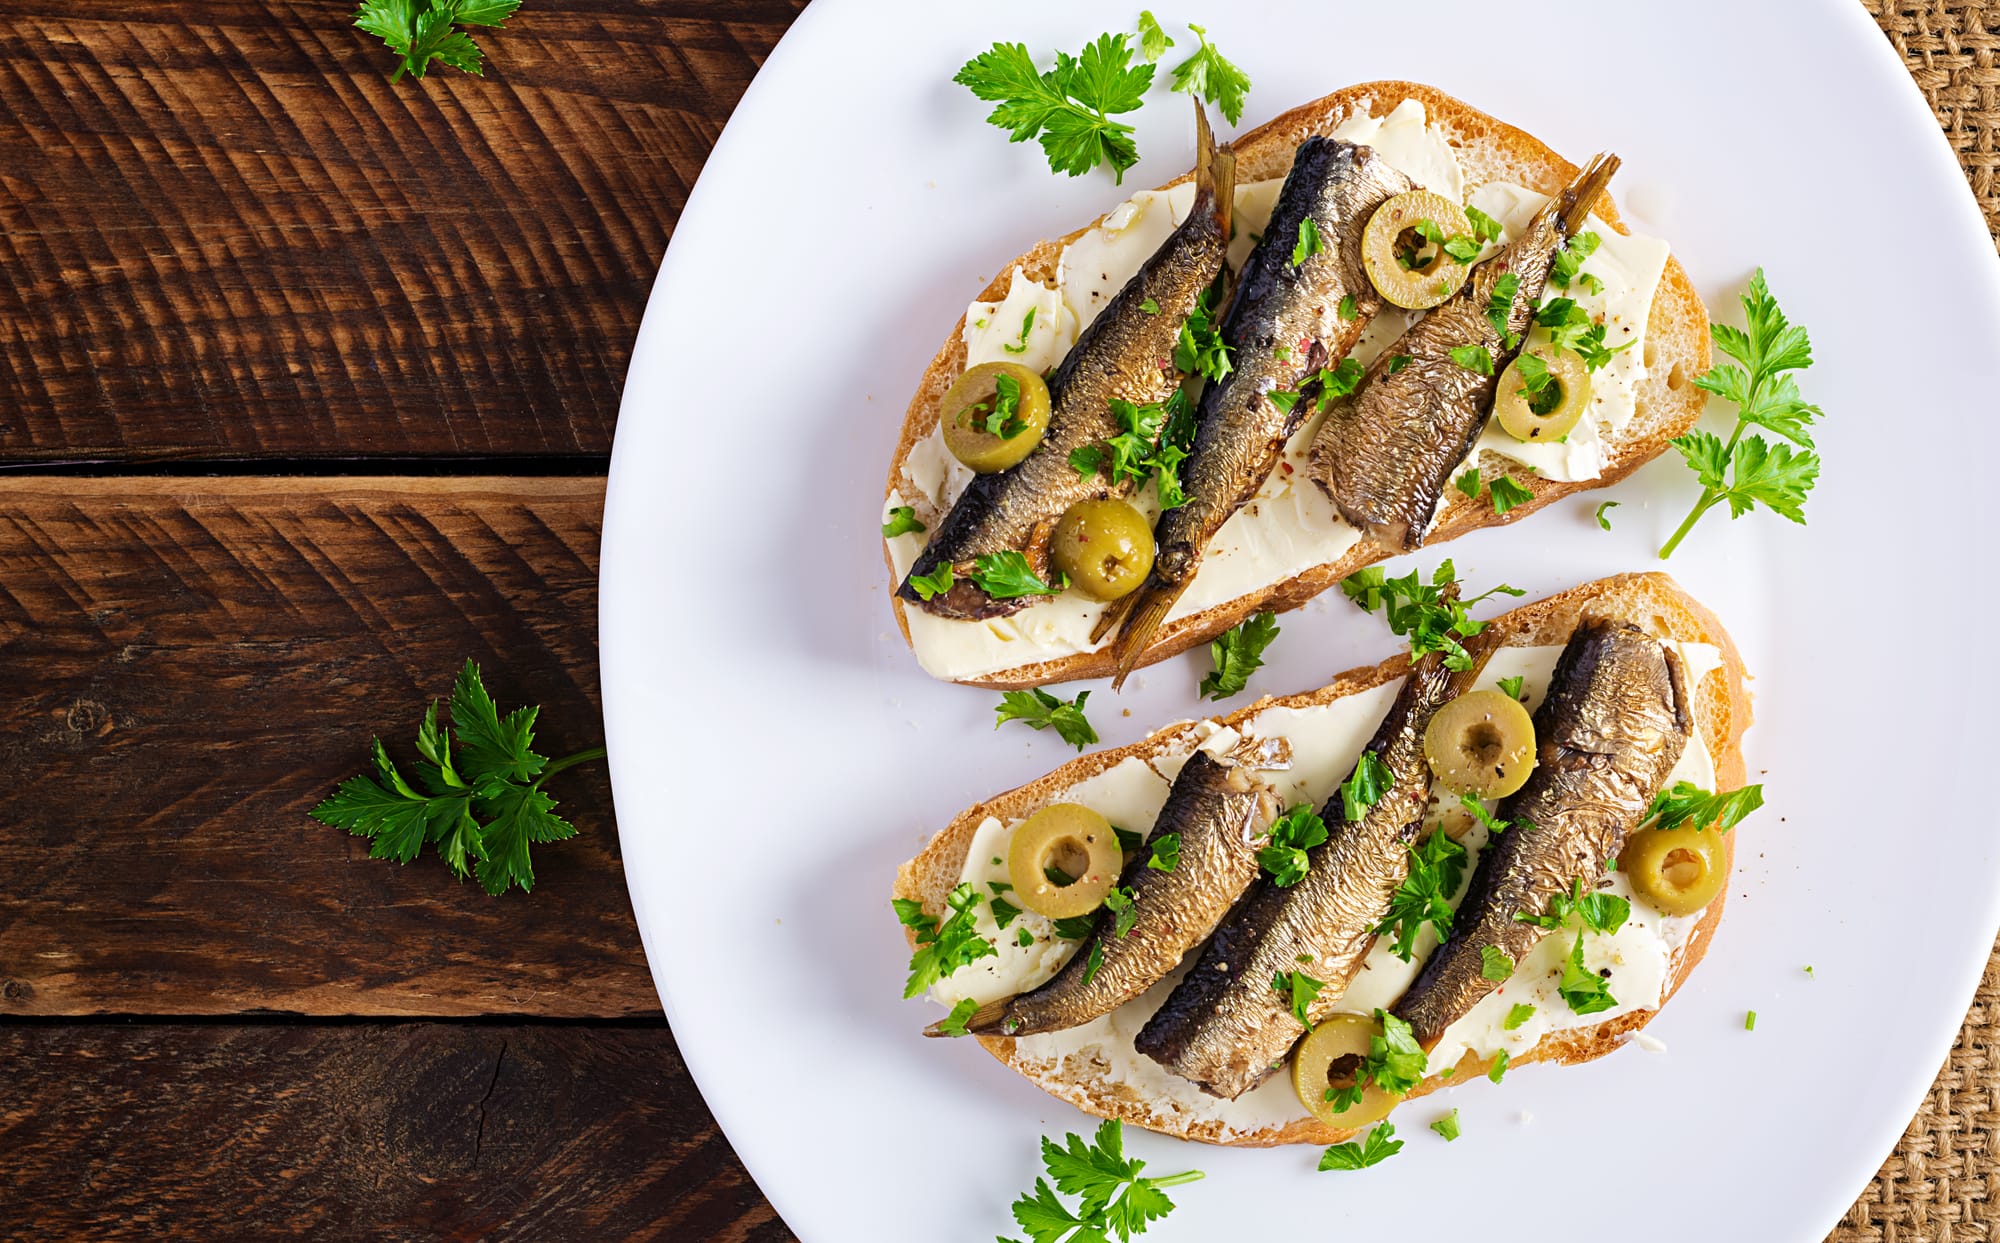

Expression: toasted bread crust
xmin=892 ymin=572 xmax=1752 ymax=1146
xmin=882 ymin=81 xmax=1712 ymax=689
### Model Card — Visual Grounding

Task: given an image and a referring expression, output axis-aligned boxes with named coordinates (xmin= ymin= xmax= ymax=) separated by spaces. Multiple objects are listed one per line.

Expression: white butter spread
xmin=890 ymin=98 xmax=1672 ymax=683
xmin=929 ymin=642 xmax=1723 ymax=1138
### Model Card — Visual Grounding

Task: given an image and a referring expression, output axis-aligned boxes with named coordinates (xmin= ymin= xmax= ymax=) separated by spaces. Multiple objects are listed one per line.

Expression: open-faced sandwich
xmin=893 ymin=571 xmax=1758 ymax=1145
xmin=881 ymin=82 xmax=1711 ymax=689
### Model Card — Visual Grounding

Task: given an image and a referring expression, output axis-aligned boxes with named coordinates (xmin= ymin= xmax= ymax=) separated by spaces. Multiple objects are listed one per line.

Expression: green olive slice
xmin=1495 ymin=348 xmax=1592 ymax=443
xmin=1424 ymin=689 xmax=1536 ymax=799
xmin=1051 ymin=500 xmax=1156 ymax=602
xmin=1361 ymin=191 xmax=1475 ymax=310
xmin=1619 ymin=823 xmax=1729 ymax=916
xmin=1293 ymin=1013 xmax=1399 ymax=1127
xmin=941 ymin=362 xmax=1052 ymax=473
xmin=1007 ymin=804 xmax=1122 ymax=919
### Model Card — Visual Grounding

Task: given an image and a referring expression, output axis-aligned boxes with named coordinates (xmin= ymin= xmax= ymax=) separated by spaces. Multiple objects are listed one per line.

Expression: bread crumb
xmin=1632 ymin=1032 xmax=1667 ymax=1054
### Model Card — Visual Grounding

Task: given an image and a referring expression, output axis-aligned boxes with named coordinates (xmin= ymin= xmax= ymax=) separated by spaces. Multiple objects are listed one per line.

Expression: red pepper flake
xmin=1280 ymin=461 xmax=1294 ymax=475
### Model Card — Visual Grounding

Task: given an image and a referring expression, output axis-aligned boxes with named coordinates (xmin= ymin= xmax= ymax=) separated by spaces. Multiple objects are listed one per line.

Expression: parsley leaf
xmin=1167 ymin=24 xmax=1250 ymax=125
xmin=1340 ymin=559 xmax=1525 ymax=671
xmin=955 ymin=35 xmax=1154 ymax=181
xmin=1292 ymin=216 xmax=1325 ymax=266
xmin=1454 ymin=467 xmax=1481 ymax=499
xmin=1386 ymin=354 xmax=1413 ymax=374
xmin=1174 ymin=280 xmax=1233 ymax=381
xmin=1661 ymin=269 xmax=1822 ymax=557
xmin=1073 ymin=389 xmax=1198 ymax=509
xmin=309 ymin=659 xmax=599 ymax=895
xmin=882 ymin=506 xmax=926 ymax=538
xmin=1480 ymin=944 xmax=1514 ymax=982
xmin=1488 ymin=476 xmax=1535 ymax=515
xmin=1104 ymin=886 xmax=1140 ymax=938
xmin=1516 ymin=878 xmax=1629 ymax=935
xmin=1557 ymin=933 xmax=1619 ymax=1015
xmin=1338 ymin=293 xmax=1359 ymax=322
xmin=1147 ymin=833 xmax=1181 ymax=872
xmin=1485 ymin=272 xmax=1522 ymax=345
xmin=1549 ymin=231 xmax=1601 ymax=291
xmin=1258 ymin=803 xmax=1329 ymax=887
xmin=936 ymin=997 xmax=981 ymax=1037
xmin=1052 ymin=914 xmax=1097 ymax=940
xmin=1007 ymin=1120 xmax=1203 ymax=1243
xmin=1497 ymin=674 xmax=1525 ymax=699
xmin=897 ymin=883 xmax=998 ymax=998
xmin=1465 ymin=205 xmax=1504 ymax=242
xmin=1504 ymin=1002 xmax=1536 ymax=1030
xmin=908 ymin=562 xmax=954 ymax=601
xmin=991 ymin=896 xmax=1024 ymax=929
xmin=995 ymin=688 xmax=1099 ymax=751
xmin=354 ymin=0 xmax=522 ymax=82
xmin=1448 ymin=344 xmax=1494 ymax=375
xmin=1647 ymin=780 xmax=1765 ymax=834
xmin=1318 ymin=1122 xmax=1404 ymax=1171
xmin=1594 ymin=501 xmax=1619 ymax=530
xmin=1200 ymin=610 xmax=1279 ymax=700
xmin=1459 ymin=794 xmax=1522 ymax=837
xmin=1339 ymin=750 xmax=1395 ymax=823
xmin=1271 ymin=969 xmax=1326 ymax=1028
xmin=1431 ymin=1109 xmax=1462 ymax=1141
xmin=1140 ymin=296 xmax=1160 ymax=315
xmin=1135 ymin=10 xmax=1173 ymax=61
xmin=1377 ymin=829 xmax=1469 ymax=960
xmin=1002 ymin=310 xmax=1038 ymax=357
xmin=1488 ymin=1049 xmax=1511 ymax=1083
xmin=1312 ymin=358 xmax=1367 ymax=407
xmin=971 ymin=551 xmax=1061 ymax=599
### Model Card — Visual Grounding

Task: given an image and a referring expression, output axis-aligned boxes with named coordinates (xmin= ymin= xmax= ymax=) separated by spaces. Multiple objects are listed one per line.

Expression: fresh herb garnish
xmin=1488 ymin=476 xmax=1535 ymax=515
xmin=995 ymin=688 xmax=1099 ymax=751
xmin=1386 ymin=354 xmax=1413 ymax=374
xmin=1430 ymin=1110 xmax=1462 ymax=1142
xmin=1113 ymin=825 xmax=1145 ymax=854
xmin=1200 ymin=610 xmax=1279 ymax=700
xmin=1258 ymin=803 xmax=1329 ymax=887
xmin=1104 ymin=885 xmax=1140 ymax=938
xmin=1271 ymin=969 xmax=1326 ymax=1028
xmin=1497 ymin=674 xmax=1525 ymax=699
xmin=882 ymin=506 xmax=927 ymax=538
xmin=1341 ymin=559 xmax=1525 ymax=671
xmin=1595 ymin=501 xmax=1619 ymax=530
xmin=1516 ymin=877 xmax=1630 ymax=935
xmin=1465 ymin=204 xmax=1504 ymax=242
xmin=1454 ymin=467 xmax=1481 ymax=499
xmin=354 ymin=0 xmax=523 ymax=82
xmin=1002 ymin=310 xmax=1038 ymax=357
xmin=1292 ymin=217 xmax=1324 ymax=267
xmin=1488 ymin=1049 xmax=1511 ymax=1083
xmin=1135 ymin=10 xmax=1173 ymax=61
xmin=908 ymin=562 xmax=955 ymax=601
xmin=1147 ymin=833 xmax=1181 ymax=872
xmin=1480 ymin=944 xmax=1515 ymax=982
xmin=1485 ymin=273 xmax=1522 ymax=345
xmin=1318 ymin=1122 xmax=1404 ymax=1171
xmin=972 ymin=551 xmax=1061 ymax=599
xmin=309 ymin=659 xmax=602 ymax=895
xmin=976 ymin=371 xmax=1030 ymax=438
xmin=1052 ymin=914 xmax=1097 ymax=939
xmin=1746 ymin=1010 xmax=1758 ymax=1032
xmin=1448 ymin=344 xmax=1494 ymax=375
xmin=1504 ymin=1003 xmax=1536 ymax=1030
xmin=1660 ymin=270 xmax=1821 ymax=557
xmin=936 ymin=996 xmax=981 ymax=1037
xmin=991 ymin=896 xmax=1024 ymax=929
xmin=1339 ymin=750 xmax=1395 ymax=823
xmin=895 ymin=883 xmax=999 ymax=998
xmin=1646 ymin=780 xmax=1765 ymax=833
xmin=1549 ymin=231 xmax=1601 ymax=292
xmin=1325 ymin=1011 xmax=1428 ymax=1114
xmin=1377 ymin=829 xmax=1469 ymax=960
xmin=1174 ymin=280 xmax=1234 ymax=381
xmin=1167 ymin=23 xmax=1250 ymax=125
xmin=1338 ymin=293 xmax=1359 ymax=322
xmin=1514 ymin=351 xmax=1554 ymax=395
xmin=1140 ymin=296 xmax=1160 ymax=315
xmin=1002 ymin=1120 xmax=1203 ymax=1243
xmin=1459 ymin=794 xmax=1526 ymax=837
xmin=1080 ymin=939 xmax=1105 ymax=983
xmin=1313 ymin=358 xmax=1367 ymax=407
xmin=1071 ymin=389 xmax=1198 ymax=508
xmin=1556 ymin=933 xmax=1618 ymax=1015
xmin=955 ymin=34 xmax=1154 ymax=181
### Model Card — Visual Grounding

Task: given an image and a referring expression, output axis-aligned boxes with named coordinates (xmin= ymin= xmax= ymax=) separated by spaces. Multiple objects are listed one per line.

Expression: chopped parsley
xmin=936 ymin=996 xmax=981 ymax=1037
xmin=1660 ymin=269 xmax=1821 ymax=557
xmin=971 ymin=551 xmax=1062 ymax=599
xmin=1167 ymin=23 xmax=1251 ymax=125
xmin=1454 ymin=467 xmax=1481 ymax=499
xmin=1549 ymin=231 xmax=1601 ymax=291
xmin=1556 ymin=933 xmax=1618 ymax=1015
xmin=895 ymin=884 xmax=998 ymax=998
xmin=1104 ymin=885 xmax=1140 ymax=938
xmin=1377 ymin=828 xmax=1468 ymax=960
xmin=1488 ymin=476 xmax=1535 ymax=515
xmin=1504 ymin=1003 xmax=1536 ymax=1031
xmin=1448 ymin=343 xmax=1494 ymax=375
xmin=1003 ymin=309 xmax=1038 ymax=355
xmin=1465 ymin=204 xmax=1504 ymax=242
xmin=1340 ymin=559 xmax=1525 ymax=671
xmin=1339 ymin=749 xmax=1395 ymax=823
xmin=907 ymin=562 xmax=955 ymax=601
xmin=1595 ymin=501 xmax=1619 ymax=530
xmin=1199 ymin=610 xmax=1279 ymax=700
xmin=1497 ymin=674 xmax=1525 ymax=699
xmin=1480 ymin=944 xmax=1515 ymax=982
xmin=1174 ymin=280 xmax=1234 ymax=381
xmin=1646 ymin=780 xmax=1765 ymax=834
xmin=1070 ymin=388 xmax=1198 ymax=508
xmin=1147 ymin=832 xmax=1181 ymax=872
xmin=1516 ymin=877 xmax=1630 ymax=935
xmin=1460 ymin=794 xmax=1525 ymax=837
xmin=1271 ymin=969 xmax=1326 ymax=1028
xmin=1386 ymin=354 xmax=1413 ymax=374
xmin=1052 ymin=914 xmax=1096 ymax=939
xmin=991 ymin=896 xmax=1024 ymax=929
xmin=1318 ymin=1122 xmax=1403 ymax=1171
xmin=1257 ymin=803 xmax=1329 ymax=887
xmin=1485 ymin=272 xmax=1522 ymax=345
xmin=882 ymin=506 xmax=927 ymax=539
xmin=1293 ymin=216 xmax=1324 ymax=267
xmin=1338 ymin=293 xmax=1359 ymax=322
xmin=1140 ymin=296 xmax=1160 ymax=314
xmin=954 ymin=34 xmax=1154 ymax=181
xmin=1488 ymin=1049 xmax=1511 ymax=1083
xmin=354 ymin=0 xmax=521 ymax=81
xmin=1324 ymin=1011 xmax=1428 ymax=1116
xmin=975 ymin=370 xmax=1031 ymax=438
xmin=1430 ymin=1110 xmax=1462 ymax=1142
xmin=1080 ymin=939 xmax=1105 ymax=984
xmin=1313 ymin=358 xmax=1367 ymax=406
xmin=1135 ymin=10 xmax=1172 ymax=61
xmin=995 ymin=688 xmax=1099 ymax=751
xmin=1004 ymin=1119 xmax=1203 ymax=1242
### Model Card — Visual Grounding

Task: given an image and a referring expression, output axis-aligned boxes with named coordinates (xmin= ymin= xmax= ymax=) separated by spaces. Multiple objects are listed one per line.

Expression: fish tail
xmin=1190 ymin=100 xmax=1236 ymax=239
xmin=1558 ymin=152 xmax=1621 ymax=236
xmin=924 ymin=996 xmax=1012 ymax=1038
xmin=1104 ymin=576 xmax=1190 ymax=690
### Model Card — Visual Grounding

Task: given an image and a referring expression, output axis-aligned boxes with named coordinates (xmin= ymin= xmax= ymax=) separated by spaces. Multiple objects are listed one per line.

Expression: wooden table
xmin=3 ymin=4 xmax=1992 ymax=1240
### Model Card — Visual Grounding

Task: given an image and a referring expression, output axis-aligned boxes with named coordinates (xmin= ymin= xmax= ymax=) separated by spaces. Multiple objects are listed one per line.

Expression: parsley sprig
xmin=1647 ymin=780 xmax=1764 ymax=833
xmin=1377 ymin=829 xmax=1468 ymax=960
xmin=1199 ymin=610 xmax=1278 ymax=700
xmin=1167 ymin=24 xmax=1250 ymax=125
xmin=309 ymin=660 xmax=599 ymax=895
xmin=1072 ymin=389 xmax=1198 ymax=509
xmin=1318 ymin=1123 xmax=1403 ymax=1170
xmin=1659 ymin=269 xmax=1822 ymax=558
xmin=1002 ymin=1120 xmax=1203 ymax=1243
xmin=1324 ymin=1010 xmax=1428 ymax=1115
xmin=996 ymin=688 xmax=1099 ymax=751
xmin=1257 ymin=803 xmax=1328 ymax=887
xmin=956 ymin=35 xmax=1154 ymax=181
xmin=894 ymin=883 xmax=998 ymax=998
xmin=1341 ymin=560 xmax=1524 ymax=670
xmin=354 ymin=0 xmax=522 ymax=81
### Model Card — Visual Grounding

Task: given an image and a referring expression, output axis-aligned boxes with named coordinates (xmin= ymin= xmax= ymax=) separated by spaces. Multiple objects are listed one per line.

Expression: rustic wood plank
xmin=0 ymin=1 xmax=804 ymax=462
xmin=0 ymin=1022 xmax=790 ymax=1241
xmin=0 ymin=477 xmax=658 ymax=1017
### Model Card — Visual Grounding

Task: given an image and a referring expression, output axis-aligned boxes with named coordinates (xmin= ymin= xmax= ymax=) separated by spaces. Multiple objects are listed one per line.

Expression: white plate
xmin=601 ymin=2 xmax=2000 ymax=1238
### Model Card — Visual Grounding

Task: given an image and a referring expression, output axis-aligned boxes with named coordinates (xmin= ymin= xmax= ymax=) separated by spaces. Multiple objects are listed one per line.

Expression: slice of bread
xmin=893 ymin=572 xmax=1752 ymax=1146
xmin=883 ymin=82 xmax=1712 ymax=690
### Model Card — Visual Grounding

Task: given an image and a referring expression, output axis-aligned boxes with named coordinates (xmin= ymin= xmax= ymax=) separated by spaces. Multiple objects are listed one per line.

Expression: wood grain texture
xmin=0 ymin=1022 xmax=790 ymax=1242
xmin=0 ymin=0 xmax=803 ymax=463
xmin=0 ymin=477 xmax=658 ymax=1017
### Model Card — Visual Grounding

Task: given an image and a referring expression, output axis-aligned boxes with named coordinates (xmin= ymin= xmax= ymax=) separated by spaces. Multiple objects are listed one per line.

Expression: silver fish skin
xmin=1309 ymin=154 xmax=1620 ymax=552
xmin=937 ymin=750 xmax=1275 ymax=1039
xmin=1392 ymin=619 xmax=1691 ymax=1052
xmin=1099 ymin=139 xmax=1413 ymax=679
xmin=898 ymin=106 xmax=1236 ymax=621
xmin=1133 ymin=641 xmax=1485 ymax=1099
